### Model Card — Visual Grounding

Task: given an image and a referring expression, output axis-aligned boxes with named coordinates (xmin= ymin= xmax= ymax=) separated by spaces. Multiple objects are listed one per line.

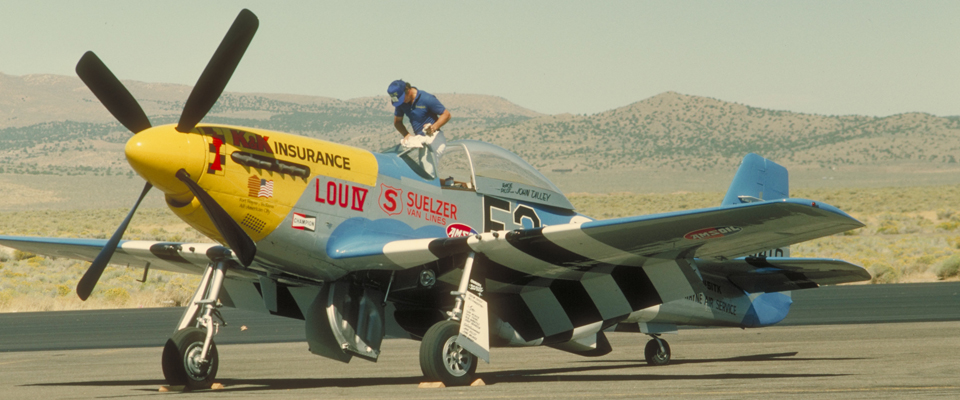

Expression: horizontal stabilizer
xmin=695 ymin=257 xmax=871 ymax=293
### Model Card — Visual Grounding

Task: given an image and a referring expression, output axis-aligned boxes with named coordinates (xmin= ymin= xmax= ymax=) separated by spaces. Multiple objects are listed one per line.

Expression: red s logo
xmin=379 ymin=183 xmax=403 ymax=216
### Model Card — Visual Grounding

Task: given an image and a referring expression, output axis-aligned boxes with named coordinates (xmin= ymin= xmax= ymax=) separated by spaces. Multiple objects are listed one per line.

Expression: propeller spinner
xmin=74 ymin=9 xmax=260 ymax=300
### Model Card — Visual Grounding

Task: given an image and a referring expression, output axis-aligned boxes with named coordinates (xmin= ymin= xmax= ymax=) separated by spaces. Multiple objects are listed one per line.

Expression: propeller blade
xmin=176 ymin=9 xmax=259 ymax=133
xmin=175 ymin=169 xmax=256 ymax=266
xmin=76 ymin=51 xmax=152 ymax=134
xmin=76 ymin=182 xmax=153 ymax=300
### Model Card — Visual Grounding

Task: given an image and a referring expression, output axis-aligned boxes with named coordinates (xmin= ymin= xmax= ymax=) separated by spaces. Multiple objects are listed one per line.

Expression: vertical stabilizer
xmin=721 ymin=153 xmax=789 ymax=207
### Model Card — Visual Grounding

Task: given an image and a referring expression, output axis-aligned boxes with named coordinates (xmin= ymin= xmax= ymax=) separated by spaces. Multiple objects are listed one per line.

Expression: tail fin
xmin=722 ymin=153 xmax=791 ymax=257
xmin=721 ymin=153 xmax=789 ymax=207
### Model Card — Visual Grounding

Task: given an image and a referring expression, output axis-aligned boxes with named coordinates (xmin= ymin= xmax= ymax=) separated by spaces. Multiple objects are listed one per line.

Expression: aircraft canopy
xmin=439 ymin=140 xmax=574 ymax=210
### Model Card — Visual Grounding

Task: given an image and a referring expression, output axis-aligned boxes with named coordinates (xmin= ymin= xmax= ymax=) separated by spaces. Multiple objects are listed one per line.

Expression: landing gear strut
xmin=644 ymin=335 xmax=671 ymax=366
xmin=419 ymin=251 xmax=479 ymax=386
xmin=162 ymin=260 xmax=230 ymax=390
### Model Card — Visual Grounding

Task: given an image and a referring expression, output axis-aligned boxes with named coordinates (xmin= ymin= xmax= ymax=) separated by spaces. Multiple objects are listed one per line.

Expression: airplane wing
xmin=695 ymin=257 xmax=871 ymax=292
xmin=320 ymin=197 xmax=864 ymax=343
xmin=330 ymin=198 xmax=864 ymax=274
xmin=0 ymin=236 xmax=228 ymax=276
xmin=0 ymin=235 xmax=319 ymax=318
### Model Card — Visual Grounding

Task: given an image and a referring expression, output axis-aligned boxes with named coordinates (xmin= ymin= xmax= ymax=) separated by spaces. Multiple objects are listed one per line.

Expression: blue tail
xmin=721 ymin=153 xmax=789 ymax=207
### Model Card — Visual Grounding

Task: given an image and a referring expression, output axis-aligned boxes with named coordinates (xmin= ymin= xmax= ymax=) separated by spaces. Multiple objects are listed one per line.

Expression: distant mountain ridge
xmin=463 ymin=91 xmax=960 ymax=172
xmin=2 ymin=72 xmax=959 ymax=180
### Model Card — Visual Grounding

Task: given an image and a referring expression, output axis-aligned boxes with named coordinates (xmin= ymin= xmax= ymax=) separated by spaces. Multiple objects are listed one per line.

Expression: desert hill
xmin=2 ymin=72 xmax=960 ymax=194
xmin=456 ymin=91 xmax=960 ymax=172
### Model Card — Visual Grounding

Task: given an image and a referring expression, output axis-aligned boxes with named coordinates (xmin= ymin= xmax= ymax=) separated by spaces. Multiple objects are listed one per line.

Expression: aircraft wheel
xmin=419 ymin=320 xmax=477 ymax=386
xmin=644 ymin=338 xmax=671 ymax=366
xmin=162 ymin=327 xmax=219 ymax=390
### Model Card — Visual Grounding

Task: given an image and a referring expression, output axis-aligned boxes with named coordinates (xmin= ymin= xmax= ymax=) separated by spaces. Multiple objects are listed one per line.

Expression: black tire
xmin=419 ymin=320 xmax=478 ymax=386
xmin=161 ymin=327 xmax=219 ymax=390
xmin=644 ymin=338 xmax=671 ymax=366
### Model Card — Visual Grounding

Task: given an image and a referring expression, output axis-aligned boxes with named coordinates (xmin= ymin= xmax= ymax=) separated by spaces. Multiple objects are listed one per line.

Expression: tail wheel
xmin=162 ymin=327 xmax=219 ymax=390
xmin=644 ymin=337 xmax=671 ymax=366
xmin=419 ymin=320 xmax=478 ymax=386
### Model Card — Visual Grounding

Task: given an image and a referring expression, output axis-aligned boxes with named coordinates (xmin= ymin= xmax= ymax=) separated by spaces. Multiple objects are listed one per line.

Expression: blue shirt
xmin=394 ymin=89 xmax=446 ymax=136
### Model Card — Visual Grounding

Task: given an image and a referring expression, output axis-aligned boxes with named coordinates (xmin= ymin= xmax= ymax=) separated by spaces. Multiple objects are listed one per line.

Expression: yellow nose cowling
xmin=125 ymin=125 xmax=207 ymax=203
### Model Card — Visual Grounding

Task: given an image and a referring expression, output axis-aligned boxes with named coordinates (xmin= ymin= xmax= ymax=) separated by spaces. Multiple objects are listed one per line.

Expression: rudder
xmin=720 ymin=153 xmax=789 ymax=207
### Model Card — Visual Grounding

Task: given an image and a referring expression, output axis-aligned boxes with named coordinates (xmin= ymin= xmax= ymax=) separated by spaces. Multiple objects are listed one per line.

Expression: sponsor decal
xmin=405 ymin=191 xmax=458 ymax=226
xmin=378 ymin=183 xmax=460 ymax=225
xmin=446 ymin=223 xmax=477 ymax=238
xmin=247 ymin=175 xmax=274 ymax=198
xmin=274 ymin=142 xmax=351 ymax=170
xmin=231 ymin=129 xmax=273 ymax=154
xmin=683 ymin=226 xmax=742 ymax=240
xmin=315 ymin=179 xmax=368 ymax=212
xmin=378 ymin=183 xmax=403 ymax=216
xmin=378 ymin=184 xmax=460 ymax=226
xmin=291 ymin=212 xmax=316 ymax=232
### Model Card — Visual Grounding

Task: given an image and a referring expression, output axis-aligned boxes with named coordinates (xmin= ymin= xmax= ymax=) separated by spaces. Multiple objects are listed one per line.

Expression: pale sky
xmin=2 ymin=1 xmax=959 ymax=117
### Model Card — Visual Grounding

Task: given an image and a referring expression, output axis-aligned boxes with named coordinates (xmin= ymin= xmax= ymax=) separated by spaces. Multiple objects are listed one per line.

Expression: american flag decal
xmin=248 ymin=175 xmax=274 ymax=198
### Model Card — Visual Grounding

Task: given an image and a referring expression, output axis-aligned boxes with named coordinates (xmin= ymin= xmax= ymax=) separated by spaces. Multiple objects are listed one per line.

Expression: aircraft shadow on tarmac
xmin=585 ymin=351 xmax=868 ymax=366
xmin=22 ymin=352 xmax=856 ymax=393
xmin=483 ymin=352 xmax=856 ymax=384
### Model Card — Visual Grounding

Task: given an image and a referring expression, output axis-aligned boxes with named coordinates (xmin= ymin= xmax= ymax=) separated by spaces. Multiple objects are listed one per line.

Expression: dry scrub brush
xmin=0 ymin=208 xmax=204 ymax=312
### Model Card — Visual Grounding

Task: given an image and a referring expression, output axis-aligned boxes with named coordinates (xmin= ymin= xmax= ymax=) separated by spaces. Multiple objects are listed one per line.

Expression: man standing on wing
xmin=387 ymin=79 xmax=451 ymax=146
xmin=387 ymin=80 xmax=451 ymax=176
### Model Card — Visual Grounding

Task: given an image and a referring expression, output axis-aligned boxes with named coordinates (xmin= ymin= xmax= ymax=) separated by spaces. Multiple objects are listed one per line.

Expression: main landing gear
xmin=420 ymin=320 xmax=478 ymax=386
xmin=644 ymin=334 xmax=671 ymax=366
xmin=419 ymin=252 xmax=480 ymax=386
xmin=162 ymin=260 xmax=229 ymax=390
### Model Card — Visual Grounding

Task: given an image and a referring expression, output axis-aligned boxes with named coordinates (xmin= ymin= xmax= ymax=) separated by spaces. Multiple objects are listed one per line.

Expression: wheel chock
xmin=418 ymin=379 xmax=485 ymax=388
xmin=159 ymin=383 xmax=223 ymax=392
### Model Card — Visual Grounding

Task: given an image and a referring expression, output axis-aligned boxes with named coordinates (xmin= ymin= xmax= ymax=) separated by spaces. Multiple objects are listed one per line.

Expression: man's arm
xmin=394 ymin=115 xmax=410 ymax=137
xmin=425 ymin=110 xmax=451 ymax=135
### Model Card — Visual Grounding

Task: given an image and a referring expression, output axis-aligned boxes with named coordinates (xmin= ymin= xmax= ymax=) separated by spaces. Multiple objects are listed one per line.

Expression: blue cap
xmin=387 ymin=80 xmax=406 ymax=107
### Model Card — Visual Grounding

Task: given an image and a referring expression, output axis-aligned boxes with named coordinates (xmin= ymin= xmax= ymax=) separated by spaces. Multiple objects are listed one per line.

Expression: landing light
xmin=419 ymin=269 xmax=437 ymax=288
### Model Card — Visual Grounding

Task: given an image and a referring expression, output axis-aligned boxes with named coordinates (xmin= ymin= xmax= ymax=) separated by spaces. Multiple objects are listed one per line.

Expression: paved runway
xmin=3 ymin=321 xmax=959 ymax=399
xmin=3 ymin=281 xmax=958 ymax=352
xmin=1 ymin=282 xmax=959 ymax=398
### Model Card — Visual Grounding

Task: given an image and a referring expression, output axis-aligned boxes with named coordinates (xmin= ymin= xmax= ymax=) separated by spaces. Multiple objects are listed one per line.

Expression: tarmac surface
xmin=2 ymin=282 xmax=959 ymax=398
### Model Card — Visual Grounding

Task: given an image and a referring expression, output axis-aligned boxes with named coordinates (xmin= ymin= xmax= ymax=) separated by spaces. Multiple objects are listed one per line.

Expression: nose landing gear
xmin=161 ymin=259 xmax=230 ymax=390
xmin=162 ymin=327 xmax=220 ymax=389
